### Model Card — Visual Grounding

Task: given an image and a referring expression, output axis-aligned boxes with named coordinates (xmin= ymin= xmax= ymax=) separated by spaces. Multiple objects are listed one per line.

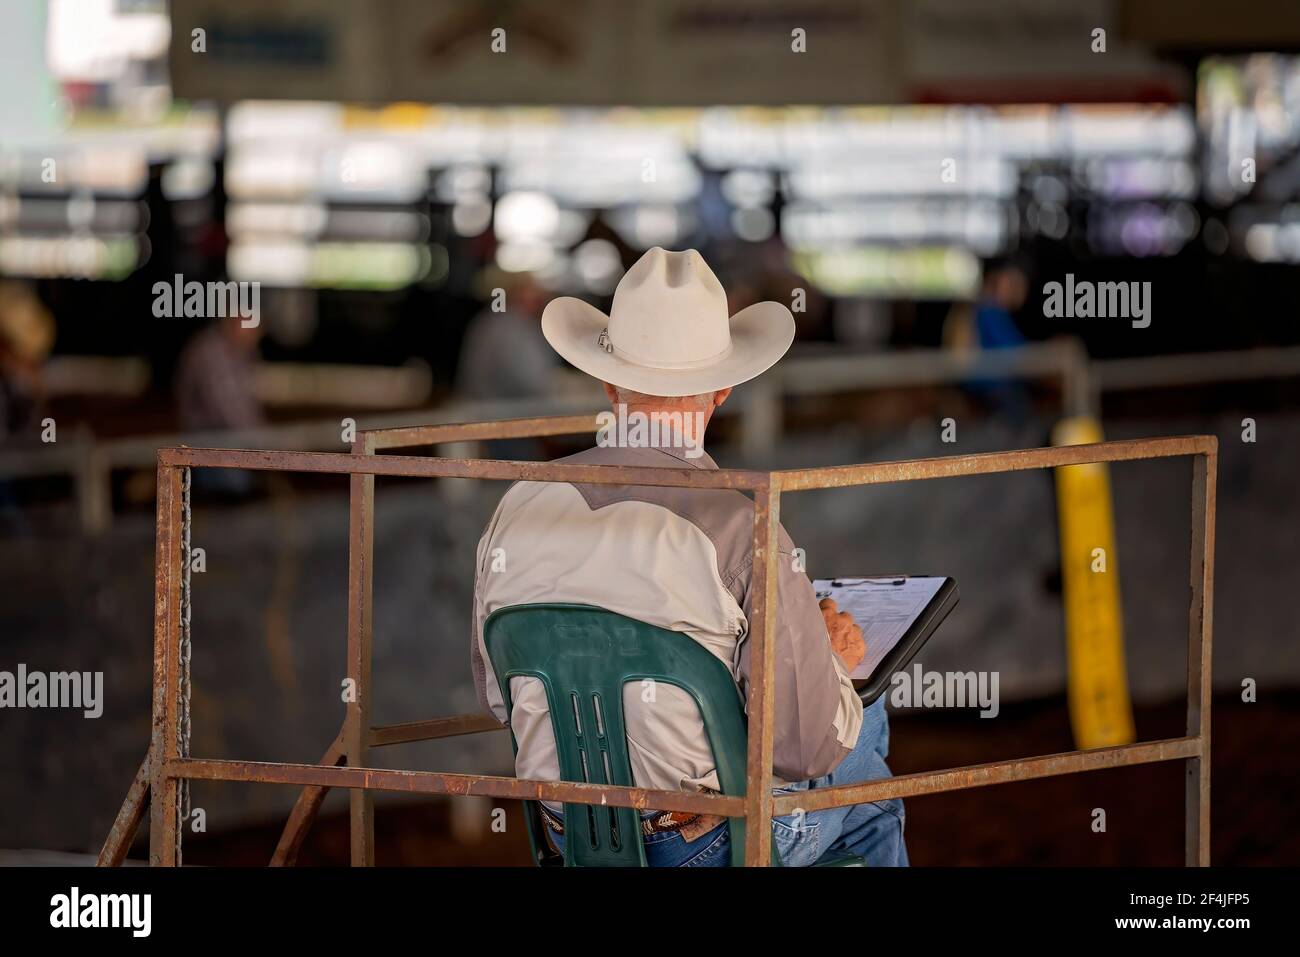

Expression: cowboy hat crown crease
xmin=607 ymin=247 xmax=731 ymax=369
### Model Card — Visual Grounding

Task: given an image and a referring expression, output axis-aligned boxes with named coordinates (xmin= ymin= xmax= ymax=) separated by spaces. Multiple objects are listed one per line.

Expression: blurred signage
xmin=169 ymin=0 xmax=1191 ymax=106
xmin=904 ymin=0 xmax=1184 ymax=102
xmin=170 ymin=0 xmax=897 ymax=105
xmin=1122 ymin=0 xmax=1300 ymax=49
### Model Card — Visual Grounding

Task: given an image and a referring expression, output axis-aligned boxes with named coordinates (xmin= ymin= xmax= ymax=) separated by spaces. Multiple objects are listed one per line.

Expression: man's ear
xmin=713 ymin=387 xmax=732 ymax=408
xmin=602 ymin=381 xmax=619 ymax=404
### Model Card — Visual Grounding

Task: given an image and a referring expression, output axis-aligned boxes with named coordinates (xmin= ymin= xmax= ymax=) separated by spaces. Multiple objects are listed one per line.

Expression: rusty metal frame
xmin=98 ymin=416 xmax=1216 ymax=868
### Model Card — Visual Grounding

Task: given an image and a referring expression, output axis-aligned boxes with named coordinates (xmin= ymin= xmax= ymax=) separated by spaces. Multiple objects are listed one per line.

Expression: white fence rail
xmin=4 ymin=341 xmax=1299 ymax=532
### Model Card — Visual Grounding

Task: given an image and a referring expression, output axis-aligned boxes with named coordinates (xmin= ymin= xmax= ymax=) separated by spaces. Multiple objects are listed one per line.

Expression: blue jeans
xmin=549 ymin=696 xmax=907 ymax=867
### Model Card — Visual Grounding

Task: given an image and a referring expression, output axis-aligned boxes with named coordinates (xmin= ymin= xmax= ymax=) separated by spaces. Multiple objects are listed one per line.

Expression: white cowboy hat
xmin=541 ymin=247 xmax=794 ymax=397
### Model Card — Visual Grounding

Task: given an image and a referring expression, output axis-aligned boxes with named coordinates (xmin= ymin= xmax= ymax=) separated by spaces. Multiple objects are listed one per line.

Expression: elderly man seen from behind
xmin=470 ymin=247 xmax=907 ymax=867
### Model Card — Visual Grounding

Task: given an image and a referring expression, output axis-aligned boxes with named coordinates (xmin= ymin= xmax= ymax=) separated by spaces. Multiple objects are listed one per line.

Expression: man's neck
xmin=598 ymin=401 xmax=711 ymax=461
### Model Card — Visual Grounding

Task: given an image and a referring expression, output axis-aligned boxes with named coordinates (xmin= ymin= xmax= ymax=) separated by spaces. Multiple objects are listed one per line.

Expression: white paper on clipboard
xmin=813 ymin=577 xmax=947 ymax=680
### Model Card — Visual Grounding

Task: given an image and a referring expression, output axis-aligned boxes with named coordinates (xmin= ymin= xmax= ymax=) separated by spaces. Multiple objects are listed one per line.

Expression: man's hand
xmin=819 ymin=598 xmax=865 ymax=672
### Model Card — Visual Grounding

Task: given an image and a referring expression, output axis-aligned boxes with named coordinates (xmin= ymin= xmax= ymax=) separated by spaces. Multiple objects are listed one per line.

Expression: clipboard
xmin=813 ymin=576 xmax=960 ymax=707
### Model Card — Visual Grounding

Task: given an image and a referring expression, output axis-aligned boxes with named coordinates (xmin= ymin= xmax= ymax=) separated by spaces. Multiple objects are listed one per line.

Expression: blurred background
xmin=1 ymin=0 xmax=1297 ymax=866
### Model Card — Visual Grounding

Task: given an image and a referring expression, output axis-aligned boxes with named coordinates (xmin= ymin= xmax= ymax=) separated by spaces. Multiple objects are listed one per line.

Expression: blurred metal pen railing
xmin=11 ymin=339 xmax=1294 ymax=531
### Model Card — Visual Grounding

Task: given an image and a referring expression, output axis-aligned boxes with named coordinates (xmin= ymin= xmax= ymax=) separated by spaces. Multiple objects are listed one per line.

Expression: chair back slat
xmin=483 ymin=603 xmax=760 ymax=867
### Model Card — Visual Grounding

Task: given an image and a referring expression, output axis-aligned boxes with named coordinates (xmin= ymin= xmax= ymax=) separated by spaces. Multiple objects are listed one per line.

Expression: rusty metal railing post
xmin=148 ymin=462 xmax=183 ymax=866
xmin=98 ymin=751 xmax=152 ymax=866
xmin=743 ymin=478 xmax=780 ymax=866
xmin=345 ymin=433 xmax=377 ymax=865
xmin=1185 ymin=442 xmax=1217 ymax=865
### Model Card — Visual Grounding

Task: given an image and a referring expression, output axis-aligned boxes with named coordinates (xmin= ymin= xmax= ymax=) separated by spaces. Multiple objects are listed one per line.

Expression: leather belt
xmin=539 ymin=803 xmax=724 ymax=839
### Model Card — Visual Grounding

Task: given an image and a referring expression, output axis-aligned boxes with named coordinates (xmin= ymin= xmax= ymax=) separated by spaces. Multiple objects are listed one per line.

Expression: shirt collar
xmin=644 ymin=441 xmax=718 ymax=471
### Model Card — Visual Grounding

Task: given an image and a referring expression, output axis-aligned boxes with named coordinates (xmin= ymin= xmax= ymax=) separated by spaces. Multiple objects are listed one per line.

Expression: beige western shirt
xmin=470 ymin=441 xmax=863 ymax=799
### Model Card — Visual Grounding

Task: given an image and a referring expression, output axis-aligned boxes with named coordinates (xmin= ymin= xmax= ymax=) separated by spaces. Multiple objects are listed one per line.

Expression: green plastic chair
xmin=483 ymin=602 xmax=865 ymax=867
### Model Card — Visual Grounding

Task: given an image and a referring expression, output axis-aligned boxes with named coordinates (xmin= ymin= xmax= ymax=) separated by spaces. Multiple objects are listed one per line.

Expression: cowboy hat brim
xmin=541 ymin=296 xmax=795 ymax=397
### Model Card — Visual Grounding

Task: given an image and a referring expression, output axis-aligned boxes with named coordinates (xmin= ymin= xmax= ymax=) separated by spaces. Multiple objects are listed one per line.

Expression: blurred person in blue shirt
xmin=973 ymin=259 xmax=1028 ymax=352
xmin=945 ymin=258 xmax=1031 ymax=423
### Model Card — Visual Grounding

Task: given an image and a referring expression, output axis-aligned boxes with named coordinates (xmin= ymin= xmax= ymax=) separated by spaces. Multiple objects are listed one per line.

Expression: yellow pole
xmin=1052 ymin=416 xmax=1136 ymax=749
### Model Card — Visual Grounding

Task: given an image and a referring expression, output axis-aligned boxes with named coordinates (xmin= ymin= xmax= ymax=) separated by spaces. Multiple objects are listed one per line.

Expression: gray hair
xmin=612 ymin=386 xmax=717 ymax=410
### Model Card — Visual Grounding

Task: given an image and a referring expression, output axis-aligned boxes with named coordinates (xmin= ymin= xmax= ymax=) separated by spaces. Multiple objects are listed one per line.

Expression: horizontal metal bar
xmin=167 ymin=759 xmax=747 ymax=816
xmin=368 ymin=414 xmax=602 ymax=450
xmin=1096 ymin=345 xmax=1300 ymax=392
xmin=0 ymin=443 xmax=85 ymax=478
xmin=0 ymin=401 xmax=612 ymax=477
xmin=254 ymin=362 xmax=432 ymax=409
xmin=778 ymin=340 xmax=1080 ymax=396
xmin=157 ymin=447 xmax=768 ymax=490
xmin=159 ymin=437 xmax=1215 ymax=491
xmin=369 ymin=713 xmax=507 ymax=747
xmin=45 ymin=355 xmax=151 ymax=398
xmin=772 ymin=736 xmax=1201 ymax=815
xmin=171 ymin=738 xmax=1197 ymax=820
xmin=776 ymin=435 xmax=1215 ymax=491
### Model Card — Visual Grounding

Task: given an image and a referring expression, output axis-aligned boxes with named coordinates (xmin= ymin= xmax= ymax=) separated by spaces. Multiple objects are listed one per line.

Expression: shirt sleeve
xmin=733 ymin=526 xmax=864 ymax=782
xmin=469 ymin=507 xmax=509 ymax=724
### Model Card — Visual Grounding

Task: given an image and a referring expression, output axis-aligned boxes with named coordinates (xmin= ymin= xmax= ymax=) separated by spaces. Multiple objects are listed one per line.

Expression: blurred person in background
xmin=457 ymin=267 xmax=579 ymax=458
xmin=456 ymin=267 xmax=557 ymax=402
xmin=0 ymin=282 xmax=55 ymax=532
xmin=974 ymin=258 xmax=1029 ymax=353
xmin=0 ymin=281 xmax=54 ymax=445
xmin=715 ymin=238 xmax=832 ymax=342
xmin=832 ymin=298 xmax=893 ymax=351
xmin=945 ymin=257 xmax=1032 ymax=423
xmin=174 ymin=317 xmax=265 ymax=495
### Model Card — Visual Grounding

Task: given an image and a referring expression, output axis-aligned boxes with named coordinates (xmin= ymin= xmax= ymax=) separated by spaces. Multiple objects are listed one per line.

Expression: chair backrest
xmin=483 ymin=602 xmax=770 ymax=867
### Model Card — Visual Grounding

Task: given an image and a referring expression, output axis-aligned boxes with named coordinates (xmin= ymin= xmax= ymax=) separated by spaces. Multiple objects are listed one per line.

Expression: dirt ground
xmin=176 ymin=690 xmax=1298 ymax=866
